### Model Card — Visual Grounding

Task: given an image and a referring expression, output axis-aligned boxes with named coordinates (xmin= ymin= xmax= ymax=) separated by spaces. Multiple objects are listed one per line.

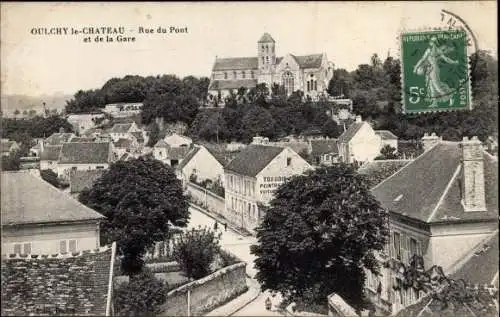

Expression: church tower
xmin=257 ymin=33 xmax=276 ymax=87
xmin=257 ymin=33 xmax=276 ymax=70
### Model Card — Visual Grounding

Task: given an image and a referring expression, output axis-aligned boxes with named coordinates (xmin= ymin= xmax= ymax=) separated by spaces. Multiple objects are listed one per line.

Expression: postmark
xmin=400 ymin=29 xmax=471 ymax=113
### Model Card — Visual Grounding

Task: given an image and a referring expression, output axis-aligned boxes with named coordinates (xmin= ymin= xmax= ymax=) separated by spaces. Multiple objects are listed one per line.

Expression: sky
xmin=1 ymin=1 xmax=497 ymax=96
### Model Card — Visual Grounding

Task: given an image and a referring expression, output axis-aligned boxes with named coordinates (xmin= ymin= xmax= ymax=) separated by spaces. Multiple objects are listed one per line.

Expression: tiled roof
xmin=114 ymin=138 xmax=132 ymax=148
xmin=258 ymin=33 xmax=275 ymax=43
xmin=130 ymin=131 xmax=144 ymax=143
xmin=358 ymin=160 xmax=411 ymax=189
xmin=1 ymin=244 xmax=115 ymax=316
xmin=177 ymin=146 xmax=201 ymax=170
xmin=40 ymin=145 xmax=62 ymax=161
xmin=59 ymin=142 xmax=111 ymax=164
xmin=69 ymin=137 xmax=94 ymax=143
xmin=69 ymin=169 xmax=105 ymax=194
xmin=1 ymin=172 xmax=105 ymax=225
xmin=109 ymin=123 xmax=132 ymax=133
xmin=209 ymin=79 xmax=258 ymax=90
xmin=168 ymin=146 xmax=191 ymax=160
xmin=205 ymin=145 xmax=231 ymax=166
xmin=154 ymin=139 xmax=169 ymax=148
xmin=224 ymin=145 xmax=284 ymax=177
xmin=375 ymin=130 xmax=398 ymax=140
xmin=338 ymin=122 xmax=365 ymax=143
xmin=45 ymin=133 xmax=74 ymax=146
xmin=212 ymin=57 xmax=258 ymax=71
xmin=292 ymin=54 xmax=324 ymax=69
xmin=371 ymin=142 xmax=498 ymax=223
xmin=310 ymin=139 xmax=338 ymax=156
xmin=450 ymin=232 xmax=499 ymax=286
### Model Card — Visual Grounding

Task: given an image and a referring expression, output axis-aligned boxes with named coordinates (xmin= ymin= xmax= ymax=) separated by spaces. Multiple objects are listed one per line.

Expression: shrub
xmin=114 ymin=268 xmax=168 ymax=316
xmin=219 ymin=249 xmax=240 ymax=267
xmin=173 ymin=227 xmax=221 ymax=279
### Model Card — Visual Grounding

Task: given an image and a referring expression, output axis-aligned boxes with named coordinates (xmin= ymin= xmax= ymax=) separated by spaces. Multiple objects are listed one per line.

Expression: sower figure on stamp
xmin=413 ymin=36 xmax=459 ymax=107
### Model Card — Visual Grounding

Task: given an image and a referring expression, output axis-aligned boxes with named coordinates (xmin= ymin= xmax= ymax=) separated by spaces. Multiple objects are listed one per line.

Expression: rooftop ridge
xmin=1 ymin=244 xmax=113 ymax=260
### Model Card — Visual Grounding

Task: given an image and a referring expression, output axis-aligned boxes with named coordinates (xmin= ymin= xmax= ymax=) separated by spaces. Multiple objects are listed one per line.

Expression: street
xmin=186 ymin=206 xmax=285 ymax=316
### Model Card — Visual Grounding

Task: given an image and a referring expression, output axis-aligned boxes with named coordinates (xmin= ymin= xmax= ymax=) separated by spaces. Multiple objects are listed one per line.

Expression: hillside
xmin=1 ymin=93 xmax=72 ymax=117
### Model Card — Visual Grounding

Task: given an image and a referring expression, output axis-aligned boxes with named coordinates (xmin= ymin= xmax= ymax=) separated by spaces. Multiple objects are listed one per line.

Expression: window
xmin=96 ymin=166 xmax=104 ymax=169
xmin=224 ymin=72 xmax=228 ymax=79
xmin=266 ymin=56 xmax=269 ymax=64
xmin=60 ymin=240 xmax=67 ymax=253
xmin=409 ymin=238 xmax=419 ymax=257
xmin=250 ymin=70 xmax=254 ymax=79
xmin=287 ymin=157 xmax=292 ymax=166
xmin=393 ymin=232 xmax=401 ymax=260
xmin=242 ymin=71 xmax=246 ymax=79
xmin=233 ymin=71 xmax=237 ymax=79
xmin=23 ymin=243 xmax=31 ymax=254
xmin=265 ymin=45 xmax=269 ymax=53
xmin=69 ymin=240 xmax=77 ymax=253
xmin=13 ymin=243 xmax=21 ymax=254
xmin=282 ymin=71 xmax=294 ymax=95
xmin=72 ymin=166 xmax=77 ymax=171
xmin=262 ymin=45 xmax=265 ymax=52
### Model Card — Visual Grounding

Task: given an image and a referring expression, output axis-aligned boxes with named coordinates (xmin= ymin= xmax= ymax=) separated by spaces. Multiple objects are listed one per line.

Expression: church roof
xmin=212 ymin=57 xmax=258 ymax=71
xmin=209 ymin=79 xmax=258 ymax=90
xmin=291 ymin=54 xmax=324 ymax=69
xmin=258 ymin=33 xmax=275 ymax=43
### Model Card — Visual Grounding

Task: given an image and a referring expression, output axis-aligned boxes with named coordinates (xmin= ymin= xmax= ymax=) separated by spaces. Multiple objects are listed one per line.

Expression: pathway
xmin=186 ymin=205 xmax=286 ymax=316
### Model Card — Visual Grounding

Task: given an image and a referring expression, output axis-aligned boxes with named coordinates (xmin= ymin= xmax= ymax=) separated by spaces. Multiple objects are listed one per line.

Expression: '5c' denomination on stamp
xmin=401 ymin=29 xmax=471 ymax=113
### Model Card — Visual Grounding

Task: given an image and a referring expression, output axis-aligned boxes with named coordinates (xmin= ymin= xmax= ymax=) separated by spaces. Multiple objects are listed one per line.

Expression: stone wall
xmin=187 ymin=182 xmax=226 ymax=216
xmin=158 ymin=262 xmax=247 ymax=316
xmin=1 ymin=246 xmax=113 ymax=316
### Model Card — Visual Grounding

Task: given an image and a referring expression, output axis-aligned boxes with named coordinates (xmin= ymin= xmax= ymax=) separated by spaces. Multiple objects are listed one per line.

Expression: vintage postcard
xmin=1 ymin=2 xmax=497 ymax=317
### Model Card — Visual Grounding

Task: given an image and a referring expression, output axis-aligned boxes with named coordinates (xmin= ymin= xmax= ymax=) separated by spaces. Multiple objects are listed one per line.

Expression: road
xmin=186 ymin=206 xmax=285 ymax=316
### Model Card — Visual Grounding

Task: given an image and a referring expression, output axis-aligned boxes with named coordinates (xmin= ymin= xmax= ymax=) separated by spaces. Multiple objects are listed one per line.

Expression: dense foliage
xmin=40 ymin=169 xmax=68 ymax=189
xmin=1 ymin=153 xmax=21 ymax=171
xmin=173 ymin=227 xmax=221 ymax=280
xmin=114 ymin=268 xmax=168 ymax=316
xmin=250 ymin=165 xmax=390 ymax=310
xmin=328 ymin=51 xmax=498 ymax=141
xmin=374 ymin=145 xmax=398 ymax=160
xmin=79 ymin=157 xmax=190 ymax=275
xmin=1 ymin=115 xmax=73 ymax=140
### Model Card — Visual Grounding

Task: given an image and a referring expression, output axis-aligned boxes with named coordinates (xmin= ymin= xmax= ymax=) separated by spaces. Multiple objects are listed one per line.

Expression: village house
xmin=113 ymin=138 xmax=138 ymax=158
xmin=337 ymin=116 xmax=383 ymax=164
xmin=208 ymin=33 xmax=334 ymax=100
xmin=364 ymin=135 xmax=498 ymax=314
xmin=224 ymin=144 xmax=312 ymax=232
xmin=108 ymin=122 xmax=140 ymax=142
xmin=66 ymin=113 xmax=105 ymax=135
xmin=153 ymin=133 xmax=193 ymax=167
xmin=57 ymin=142 xmax=114 ymax=180
xmin=309 ymin=139 xmax=339 ymax=166
xmin=1 ymin=243 xmax=116 ymax=316
xmin=44 ymin=130 xmax=76 ymax=146
xmin=1 ymin=139 xmax=20 ymax=157
xmin=177 ymin=145 xmax=228 ymax=186
xmin=1 ymin=171 xmax=106 ymax=255
xmin=103 ymin=102 xmax=143 ymax=118
xmin=375 ymin=130 xmax=399 ymax=152
xmin=39 ymin=145 xmax=62 ymax=172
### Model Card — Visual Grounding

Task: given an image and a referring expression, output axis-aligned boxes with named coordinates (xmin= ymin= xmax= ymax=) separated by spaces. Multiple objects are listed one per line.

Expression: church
xmin=208 ymin=33 xmax=335 ymax=101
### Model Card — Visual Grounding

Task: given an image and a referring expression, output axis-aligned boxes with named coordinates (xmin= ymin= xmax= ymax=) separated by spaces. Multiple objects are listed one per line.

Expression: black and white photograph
xmin=1 ymin=2 xmax=498 ymax=316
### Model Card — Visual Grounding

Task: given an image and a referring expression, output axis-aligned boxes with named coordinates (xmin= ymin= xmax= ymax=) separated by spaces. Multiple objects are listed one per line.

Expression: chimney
xmin=421 ymin=132 xmax=441 ymax=151
xmin=461 ymin=136 xmax=486 ymax=212
xmin=355 ymin=115 xmax=362 ymax=123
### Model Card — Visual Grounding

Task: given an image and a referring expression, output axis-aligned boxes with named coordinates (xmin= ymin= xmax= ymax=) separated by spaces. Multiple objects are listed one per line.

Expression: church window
xmin=282 ymin=71 xmax=294 ymax=96
xmin=224 ymin=72 xmax=227 ymax=79
xmin=242 ymin=71 xmax=246 ymax=79
xmin=307 ymin=74 xmax=317 ymax=91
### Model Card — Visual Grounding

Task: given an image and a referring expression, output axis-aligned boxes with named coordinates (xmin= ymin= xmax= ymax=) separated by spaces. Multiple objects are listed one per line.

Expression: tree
xmin=321 ymin=119 xmax=342 ymax=138
xmin=147 ymin=122 xmax=160 ymax=147
xmin=1 ymin=153 xmax=20 ymax=171
xmin=241 ymin=106 xmax=276 ymax=142
xmin=327 ymin=68 xmax=352 ymax=97
xmin=375 ymin=145 xmax=398 ymax=160
xmin=251 ymin=165 xmax=389 ymax=310
xmin=173 ymin=227 xmax=221 ymax=280
xmin=40 ymin=169 xmax=60 ymax=188
xmin=79 ymin=157 xmax=190 ymax=275
xmin=114 ymin=268 xmax=168 ymax=316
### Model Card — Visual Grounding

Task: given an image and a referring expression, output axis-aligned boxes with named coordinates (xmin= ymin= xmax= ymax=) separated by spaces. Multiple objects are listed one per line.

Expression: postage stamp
xmin=400 ymin=29 xmax=471 ymax=113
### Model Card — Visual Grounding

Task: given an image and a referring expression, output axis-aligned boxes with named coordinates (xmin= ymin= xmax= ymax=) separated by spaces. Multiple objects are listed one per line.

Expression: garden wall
xmin=158 ymin=262 xmax=247 ymax=316
xmin=187 ymin=182 xmax=225 ymax=216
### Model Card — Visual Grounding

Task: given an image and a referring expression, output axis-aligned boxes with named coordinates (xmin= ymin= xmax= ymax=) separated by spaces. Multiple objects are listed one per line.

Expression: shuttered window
xmin=60 ymin=240 xmax=67 ymax=253
xmin=69 ymin=240 xmax=77 ymax=253
xmin=23 ymin=243 xmax=31 ymax=254
xmin=14 ymin=244 xmax=21 ymax=254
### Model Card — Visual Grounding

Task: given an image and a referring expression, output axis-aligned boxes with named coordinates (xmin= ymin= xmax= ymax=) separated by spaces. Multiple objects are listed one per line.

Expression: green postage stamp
xmin=400 ymin=29 xmax=471 ymax=113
